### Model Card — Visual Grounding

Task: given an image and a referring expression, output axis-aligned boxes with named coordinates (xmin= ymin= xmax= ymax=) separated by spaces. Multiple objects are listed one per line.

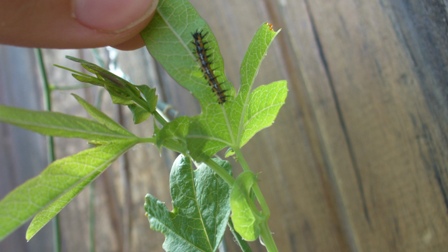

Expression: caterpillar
xmin=192 ymin=30 xmax=227 ymax=104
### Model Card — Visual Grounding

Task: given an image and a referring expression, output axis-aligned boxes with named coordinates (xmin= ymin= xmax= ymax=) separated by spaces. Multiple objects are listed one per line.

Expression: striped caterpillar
xmin=192 ymin=30 xmax=227 ymax=104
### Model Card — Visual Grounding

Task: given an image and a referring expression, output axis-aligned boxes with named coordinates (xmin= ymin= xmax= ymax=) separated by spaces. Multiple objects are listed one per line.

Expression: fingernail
xmin=72 ymin=0 xmax=157 ymax=33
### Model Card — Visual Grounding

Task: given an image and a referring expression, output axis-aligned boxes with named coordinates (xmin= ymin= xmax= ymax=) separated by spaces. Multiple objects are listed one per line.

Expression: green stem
xmin=139 ymin=137 xmax=156 ymax=144
xmin=235 ymin=148 xmax=270 ymax=215
xmin=36 ymin=48 xmax=60 ymax=252
xmin=89 ymin=182 xmax=96 ymax=252
xmin=153 ymin=112 xmax=168 ymax=126
xmin=252 ymin=182 xmax=270 ymax=217
xmin=234 ymin=148 xmax=250 ymax=171
xmin=89 ymin=82 xmax=104 ymax=252
xmin=234 ymin=147 xmax=277 ymax=251
xmin=203 ymin=158 xmax=235 ymax=186
xmin=259 ymin=218 xmax=278 ymax=252
xmin=51 ymin=218 xmax=61 ymax=252
xmin=253 ymin=182 xmax=276 ymax=251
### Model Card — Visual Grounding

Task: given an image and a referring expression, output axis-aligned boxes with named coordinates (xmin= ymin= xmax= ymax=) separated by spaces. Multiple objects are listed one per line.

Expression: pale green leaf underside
xmin=230 ymin=171 xmax=260 ymax=241
xmin=72 ymin=94 xmax=133 ymax=136
xmin=239 ymin=23 xmax=281 ymax=100
xmin=0 ymin=105 xmax=135 ymax=142
xmin=145 ymin=155 xmax=231 ymax=252
xmin=240 ymin=80 xmax=288 ymax=146
xmin=141 ymin=0 xmax=234 ymax=107
xmin=0 ymin=140 xmax=137 ymax=241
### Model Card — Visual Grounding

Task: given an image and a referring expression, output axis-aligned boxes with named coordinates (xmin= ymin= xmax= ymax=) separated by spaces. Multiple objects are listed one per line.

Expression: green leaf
xmin=155 ymin=116 xmax=190 ymax=154
xmin=65 ymin=57 xmax=158 ymax=123
xmin=72 ymin=94 xmax=134 ymax=136
xmin=141 ymin=0 xmax=235 ymax=107
xmin=127 ymin=85 xmax=158 ymax=124
xmin=135 ymin=85 xmax=158 ymax=113
xmin=0 ymin=105 xmax=136 ymax=143
xmin=0 ymin=140 xmax=138 ymax=241
xmin=240 ymin=80 xmax=288 ymax=146
xmin=71 ymin=73 xmax=106 ymax=87
xmin=239 ymin=23 xmax=281 ymax=100
xmin=129 ymin=104 xmax=151 ymax=124
xmin=145 ymin=155 xmax=231 ymax=252
xmin=66 ymin=57 xmax=135 ymax=105
xmin=228 ymin=218 xmax=252 ymax=252
xmin=160 ymin=80 xmax=287 ymax=161
xmin=155 ymin=23 xmax=287 ymax=161
xmin=230 ymin=171 xmax=262 ymax=241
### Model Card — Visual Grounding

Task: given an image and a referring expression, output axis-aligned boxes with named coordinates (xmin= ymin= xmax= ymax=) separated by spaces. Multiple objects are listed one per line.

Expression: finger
xmin=112 ymin=34 xmax=146 ymax=51
xmin=0 ymin=0 xmax=158 ymax=49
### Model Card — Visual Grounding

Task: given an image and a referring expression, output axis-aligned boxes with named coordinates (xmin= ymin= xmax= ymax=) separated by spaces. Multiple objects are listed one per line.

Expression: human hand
xmin=0 ymin=0 xmax=158 ymax=50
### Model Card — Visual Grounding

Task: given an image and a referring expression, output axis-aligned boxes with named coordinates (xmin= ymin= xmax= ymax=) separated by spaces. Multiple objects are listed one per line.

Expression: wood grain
xmin=0 ymin=47 xmax=53 ymax=252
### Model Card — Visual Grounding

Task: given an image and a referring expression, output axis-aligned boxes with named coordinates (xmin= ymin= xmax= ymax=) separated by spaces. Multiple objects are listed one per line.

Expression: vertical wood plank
xmin=0 ymin=46 xmax=53 ymax=252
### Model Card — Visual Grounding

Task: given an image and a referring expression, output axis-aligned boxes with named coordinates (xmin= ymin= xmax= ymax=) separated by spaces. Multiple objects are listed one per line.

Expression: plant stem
xmin=234 ymin=148 xmax=250 ymax=171
xmin=203 ymin=158 xmax=235 ymax=186
xmin=252 ymin=182 xmax=270 ymax=217
xmin=259 ymin=218 xmax=278 ymax=252
xmin=89 ymin=83 xmax=105 ymax=252
xmin=89 ymin=182 xmax=96 ymax=252
xmin=253 ymin=182 xmax=277 ymax=251
xmin=153 ymin=112 xmax=168 ymax=126
xmin=234 ymin=148 xmax=270 ymax=215
xmin=140 ymin=137 xmax=156 ymax=144
xmin=234 ymin=147 xmax=277 ymax=251
xmin=36 ymin=48 xmax=61 ymax=252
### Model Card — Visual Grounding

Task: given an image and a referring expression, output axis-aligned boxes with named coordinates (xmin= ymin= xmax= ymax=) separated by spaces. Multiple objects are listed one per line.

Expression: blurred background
xmin=1 ymin=0 xmax=447 ymax=251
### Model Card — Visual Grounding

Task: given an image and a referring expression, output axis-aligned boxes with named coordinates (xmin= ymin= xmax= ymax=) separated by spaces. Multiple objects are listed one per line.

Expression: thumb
xmin=0 ymin=0 xmax=158 ymax=50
